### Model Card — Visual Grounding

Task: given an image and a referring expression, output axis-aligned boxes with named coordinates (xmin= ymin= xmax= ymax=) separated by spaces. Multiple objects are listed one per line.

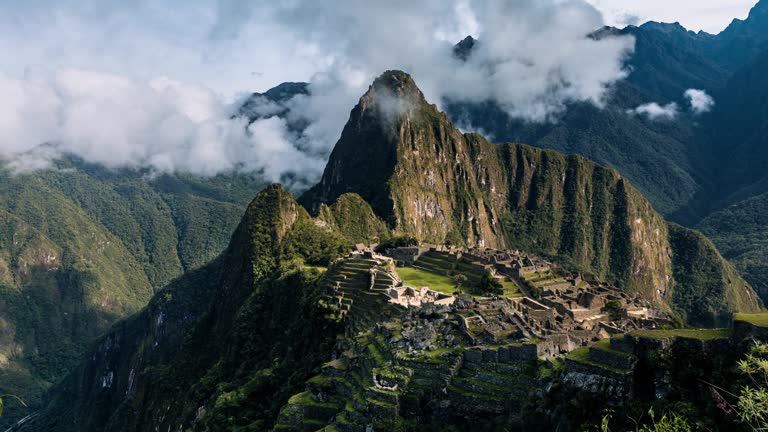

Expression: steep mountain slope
xmin=0 ymin=160 xmax=265 ymax=428
xmin=686 ymin=47 xmax=768 ymax=304
xmin=699 ymin=193 xmax=768 ymax=305
xmin=704 ymin=0 xmax=768 ymax=69
xmin=446 ymin=87 xmax=700 ymax=218
xmin=35 ymin=184 xmax=382 ymax=432
xmin=301 ymin=71 xmax=761 ymax=325
xmin=30 ymin=72 xmax=763 ymax=432
xmin=705 ymin=48 xmax=768 ymax=209
xmin=446 ymin=17 xmax=743 ymax=219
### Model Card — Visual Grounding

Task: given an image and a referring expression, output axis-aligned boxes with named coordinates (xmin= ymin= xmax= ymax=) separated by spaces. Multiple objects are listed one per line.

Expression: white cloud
xmin=627 ymin=88 xmax=715 ymax=120
xmin=684 ymin=88 xmax=715 ymax=114
xmin=0 ymin=68 xmax=324 ymax=188
xmin=627 ymin=102 xmax=679 ymax=120
xmin=261 ymin=0 xmax=635 ymax=123
xmin=0 ymin=0 xmax=637 ymax=184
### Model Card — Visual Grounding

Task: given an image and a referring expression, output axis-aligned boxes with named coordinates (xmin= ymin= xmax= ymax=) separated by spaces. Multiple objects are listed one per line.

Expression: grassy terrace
xmin=501 ymin=280 xmax=523 ymax=297
xmin=566 ymin=347 xmax=631 ymax=374
xmin=523 ymin=272 xmax=555 ymax=282
xmin=631 ymin=328 xmax=730 ymax=340
xmin=734 ymin=312 xmax=768 ymax=327
xmin=400 ymin=346 xmax=457 ymax=364
xmin=594 ymin=338 xmax=635 ymax=358
xmin=288 ymin=391 xmax=341 ymax=408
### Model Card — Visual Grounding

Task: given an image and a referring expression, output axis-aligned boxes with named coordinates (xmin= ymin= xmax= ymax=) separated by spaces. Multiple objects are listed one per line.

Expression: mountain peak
xmin=298 ymin=71 xmax=438 ymax=221
xmin=359 ymin=70 xmax=428 ymax=116
xmin=453 ymin=35 xmax=476 ymax=60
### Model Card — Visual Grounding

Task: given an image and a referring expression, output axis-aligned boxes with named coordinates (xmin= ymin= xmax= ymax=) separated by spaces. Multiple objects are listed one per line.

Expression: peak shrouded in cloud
xmin=0 ymin=0 xmax=634 ymax=185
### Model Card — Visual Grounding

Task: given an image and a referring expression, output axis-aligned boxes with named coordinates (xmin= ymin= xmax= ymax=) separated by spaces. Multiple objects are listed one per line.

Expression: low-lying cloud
xmin=684 ymin=89 xmax=715 ymax=114
xmin=627 ymin=102 xmax=679 ymax=120
xmin=0 ymin=68 xmax=324 ymax=188
xmin=0 ymin=0 xmax=636 ymax=187
xmin=627 ymin=88 xmax=715 ymax=121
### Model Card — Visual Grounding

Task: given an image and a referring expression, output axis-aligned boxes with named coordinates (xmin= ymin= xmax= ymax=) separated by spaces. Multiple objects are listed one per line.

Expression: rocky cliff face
xmin=301 ymin=71 xmax=761 ymax=323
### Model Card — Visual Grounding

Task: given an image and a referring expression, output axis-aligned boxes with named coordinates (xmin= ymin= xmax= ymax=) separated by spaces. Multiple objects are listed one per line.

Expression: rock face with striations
xmin=301 ymin=70 xmax=762 ymax=324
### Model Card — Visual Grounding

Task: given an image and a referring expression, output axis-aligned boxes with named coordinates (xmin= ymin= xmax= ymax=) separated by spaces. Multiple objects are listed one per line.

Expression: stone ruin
xmin=382 ymin=245 xmax=669 ymax=357
xmin=385 ymin=286 xmax=455 ymax=308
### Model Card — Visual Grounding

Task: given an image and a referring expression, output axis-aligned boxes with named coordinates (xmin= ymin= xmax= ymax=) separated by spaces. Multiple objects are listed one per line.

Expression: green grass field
xmin=398 ymin=266 xmax=524 ymax=298
xmin=396 ymin=266 xmax=456 ymax=294
xmin=734 ymin=312 xmax=768 ymax=327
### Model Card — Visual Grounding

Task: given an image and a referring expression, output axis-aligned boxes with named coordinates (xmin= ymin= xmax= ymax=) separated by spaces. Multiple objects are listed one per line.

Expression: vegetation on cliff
xmin=36 ymin=184 xmax=377 ymax=431
xmin=0 ymin=159 xmax=265 ymax=428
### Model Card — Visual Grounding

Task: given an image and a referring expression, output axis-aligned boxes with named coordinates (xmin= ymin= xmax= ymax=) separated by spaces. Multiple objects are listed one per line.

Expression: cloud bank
xmin=0 ymin=0 xmax=635 ymax=187
xmin=0 ymin=68 xmax=323 ymax=188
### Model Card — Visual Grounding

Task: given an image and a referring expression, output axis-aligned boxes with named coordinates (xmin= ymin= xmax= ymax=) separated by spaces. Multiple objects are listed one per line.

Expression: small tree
xmin=452 ymin=274 xmax=468 ymax=295
xmin=476 ymin=270 xmax=503 ymax=296
xmin=602 ymin=300 xmax=623 ymax=321
xmin=735 ymin=342 xmax=768 ymax=430
xmin=702 ymin=341 xmax=768 ymax=431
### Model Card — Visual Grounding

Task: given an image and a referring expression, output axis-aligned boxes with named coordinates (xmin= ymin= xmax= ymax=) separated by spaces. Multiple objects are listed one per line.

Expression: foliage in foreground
xmin=0 ymin=395 xmax=26 ymax=417
xmin=734 ymin=342 xmax=768 ymax=430
xmin=597 ymin=408 xmax=692 ymax=432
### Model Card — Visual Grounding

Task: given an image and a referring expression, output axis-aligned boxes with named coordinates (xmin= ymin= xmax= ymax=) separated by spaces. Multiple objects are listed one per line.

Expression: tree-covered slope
xmin=301 ymin=70 xmax=762 ymax=325
xmin=36 ymin=184 xmax=383 ymax=432
xmin=699 ymin=192 xmax=768 ymax=305
xmin=0 ymin=160 xmax=265 ymax=428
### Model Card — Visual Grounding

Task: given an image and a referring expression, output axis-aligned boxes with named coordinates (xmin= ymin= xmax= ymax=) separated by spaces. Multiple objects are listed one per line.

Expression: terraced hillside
xmin=273 ymin=253 xmax=543 ymax=431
